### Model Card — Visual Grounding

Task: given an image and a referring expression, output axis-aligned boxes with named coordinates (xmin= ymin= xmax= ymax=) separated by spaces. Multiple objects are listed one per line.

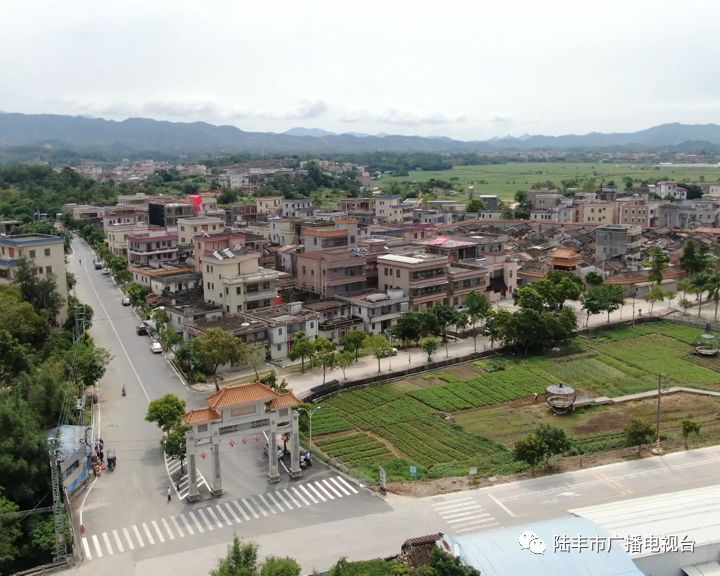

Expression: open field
xmin=311 ymin=322 xmax=720 ymax=482
xmin=378 ymin=162 xmax=720 ymax=201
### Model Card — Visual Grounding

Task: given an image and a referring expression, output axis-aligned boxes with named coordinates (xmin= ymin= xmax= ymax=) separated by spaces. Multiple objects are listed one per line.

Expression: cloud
xmin=58 ymin=97 xmax=329 ymax=123
xmin=487 ymin=111 xmax=514 ymax=124
xmin=341 ymin=107 xmax=465 ymax=126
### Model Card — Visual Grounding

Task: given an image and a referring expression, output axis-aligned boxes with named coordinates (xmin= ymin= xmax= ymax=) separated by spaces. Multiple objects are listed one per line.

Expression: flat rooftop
xmin=378 ymin=253 xmax=445 ymax=265
xmin=0 ymin=233 xmax=63 ymax=246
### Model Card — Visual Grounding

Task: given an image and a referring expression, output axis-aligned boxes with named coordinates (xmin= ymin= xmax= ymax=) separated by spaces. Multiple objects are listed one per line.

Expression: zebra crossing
xmin=80 ymin=475 xmax=359 ymax=560
xmin=164 ymin=452 xmax=210 ymax=500
xmin=431 ymin=495 xmax=498 ymax=534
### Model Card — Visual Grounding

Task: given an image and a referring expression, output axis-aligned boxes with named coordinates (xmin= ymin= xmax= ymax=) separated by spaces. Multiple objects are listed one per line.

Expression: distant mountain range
xmin=1 ymin=112 xmax=720 ymax=156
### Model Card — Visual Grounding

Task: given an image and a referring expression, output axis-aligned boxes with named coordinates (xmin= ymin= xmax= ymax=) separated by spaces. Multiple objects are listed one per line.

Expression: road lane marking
xmin=214 ymin=504 xmax=231 ymax=526
xmin=274 ymin=490 xmax=294 ymax=510
xmin=83 ymin=243 xmax=151 ymax=403
xmin=489 ymin=493 xmax=516 ymax=518
xmin=142 ymin=523 xmax=155 ymax=545
xmin=315 ymin=481 xmax=335 ymax=500
xmin=102 ymin=532 xmax=114 ymax=555
xmin=132 ymin=525 xmax=145 ymax=547
xmin=112 ymin=529 xmax=124 ymax=553
xmin=455 ymin=521 xmax=499 ymax=533
xmin=291 ymin=487 xmax=311 ymax=506
xmin=224 ymin=502 xmax=241 ymax=523
xmin=234 ymin=500 xmax=253 ymax=521
xmin=432 ymin=497 xmax=475 ymax=509
xmin=151 ymin=520 xmax=165 ymax=543
xmin=187 ymin=512 xmax=202 ymax=534
xmin=242 ymin=498 xmax=261 ymax=518
xmin=302 ymin=483 xmax=323 ymax=503
xmin=82 ymin=538 xmax=92 ymax=560
xmin=257 ymin=494 xmax=277 ymax=514
xmin=265 ymin=492 xmax=285 ymax=512
xmin=171 ymin=516 xmax=185 ymax=538
xmin=122 ymin=527 xmax=134 ymax=550
xmin=322 ymin=479 xmax=343 ymax=498
xmin=329 ymin=477 xmax=351 ymax=496
xmin=161 ymin=518 xmax=176 ymax=540
xmin=196 ymin=508 xmax=214 ymax=530
xmin=446 ymin=512 xmax=492 ymax=524
xmin=283 ymin=488 xmax=302 ymax=508
xmin=92 ymin=535 xmax=103 ymax=558
xmin=335 ymin=476 xmax=359 ymax=494
xmin=442 ymin=507 xmax=485 ymax=519
xmin=594 ymin=472 xmax=633 ymax=496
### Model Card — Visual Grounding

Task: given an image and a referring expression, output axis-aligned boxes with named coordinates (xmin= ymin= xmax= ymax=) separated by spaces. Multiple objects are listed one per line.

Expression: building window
xmin=396 ymin=270 xmax=400 ymax=278
xmin=197 ymin=424 xmax=208 ymax=433
xmin=44 ymin=248 xmax=51 ymax=256
xmin=29 ymin=250 xmax=36 ymax=258
xmin=277 ymin=344 xmax=281 ymax=351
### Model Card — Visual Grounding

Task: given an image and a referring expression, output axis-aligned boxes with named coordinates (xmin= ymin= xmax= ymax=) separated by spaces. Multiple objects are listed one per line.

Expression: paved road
xmin=69 ymin=238 xmax=389 ymax=568
xmin=68 ymin=443 xmax=720 ymax=575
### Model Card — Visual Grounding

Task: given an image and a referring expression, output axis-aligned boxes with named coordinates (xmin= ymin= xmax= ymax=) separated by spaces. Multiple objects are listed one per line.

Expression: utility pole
xmin=48 ymin=436 xmax=68 ymax=561
xmin=653 ymin=373 xmax=666 ymax=455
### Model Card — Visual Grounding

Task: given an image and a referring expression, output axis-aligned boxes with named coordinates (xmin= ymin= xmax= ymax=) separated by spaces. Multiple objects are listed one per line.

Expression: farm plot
xmin=314 ymin=432 xmax=395 ymax=477
xmin=588 ymin=333 xmax=720 ymax=390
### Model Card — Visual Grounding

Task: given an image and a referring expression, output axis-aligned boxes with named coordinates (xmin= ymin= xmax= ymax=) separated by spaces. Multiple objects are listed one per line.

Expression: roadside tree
xmin=240 ymin=342 xmax=266 ymax=379
xmin=513 ymin=435 xmax=545 ymax=474
xmin=681 ymin=419 xmax=701 ymax=450
xmin=340 ymin=330 xmax=367 ymax=360
xmin=189 ymin=328 xmax=241 ymax=390
xmin=535 ymin=424 xmax=571 ymax=466
xmin=312 ymin=338 xmax=336 ymax=384
xmin=646 ymin=247 xmax=669 ymax=286
xmin=145 ymin=394 xmax=186 ymax=434
xmin=464 ymin=290 xmax=491 ymax=351
xmin=421 ymin=337 xmax=439 ymax=362
xmin=163 ymin=424 xmax=190 ymax=474
xmin=288 ymin=332 xmax=314 ymax=372
xmin=364 ymin=334 xmax=392 ymax=373
xmin=335 ymin=350 xmax=355 ymax=381
xmin=623 ymin=418 xmax=655 ymax=454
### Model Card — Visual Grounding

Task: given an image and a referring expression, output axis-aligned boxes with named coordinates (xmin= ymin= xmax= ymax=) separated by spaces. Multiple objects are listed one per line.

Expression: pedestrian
xmin=167 ymin=486 xmax=172 ymax=503
xmin=533 ymin=392 xmax=538 ymax=403
xmin=98 ymin=450 xmax=104 ymax=464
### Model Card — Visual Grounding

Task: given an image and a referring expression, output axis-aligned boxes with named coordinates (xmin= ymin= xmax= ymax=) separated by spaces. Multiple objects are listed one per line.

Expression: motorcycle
xmin=122 ymin=385 xmax=126 ymax=397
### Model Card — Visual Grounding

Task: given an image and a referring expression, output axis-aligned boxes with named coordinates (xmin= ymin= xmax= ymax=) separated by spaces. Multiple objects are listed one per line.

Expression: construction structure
xmin=182 ymin=382 xmax=302 ymax=502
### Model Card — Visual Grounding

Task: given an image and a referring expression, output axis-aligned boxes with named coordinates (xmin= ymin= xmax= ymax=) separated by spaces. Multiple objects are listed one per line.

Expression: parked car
xmin=121 ymin=296 xmax=131 ymax=306
xmin=136 ymin=324 xmax=148 ymax=336
xmin=101 ymin=268 xmax=110 ymax=275
xmin=150 ymin=340 xmax=163 ymax=354
xmin=94 ymin=261 xmax=103 ymax=270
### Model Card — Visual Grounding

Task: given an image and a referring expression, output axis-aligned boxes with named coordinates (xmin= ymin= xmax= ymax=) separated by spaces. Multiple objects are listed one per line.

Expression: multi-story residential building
xmin=339 ymin=288 xmax=409 ymax=335
xmin=106 ymin=222 xmax=149 ymax=258
xmin=127 ymin=229 xmax=178 ymax=267
xmin=296 ymin=248 xmax=367 ymax=297
xmin=102 ymin=208 xmax=148 ymax=232
xmin=478 ymin=195 xmax=500 ymax=211
xmin=447 ymin=265 xmax=489 ymax=307
xmin=0 ymin=220 xmax=22 ymax=234
xmin=302 ymin=299 xmax=363 ymax=342
xmin=594 ymin=224 xmax=642 ymax=261
xmin=130 ymin=265 xmax=201 ymax=296
xmin=62 ymin=203 xmax=107 ymax=220
xmin=341 ymin=198 xmax=376 ymax=212
xmin=201 ymin=249 xmax=283 ymax=313
xmin=270 ymin=219 xmax=296 ymax=245
xmin=226 ymin=203 xmax=258 ymax=226
xmin=375 ymin=195 xmax=401 ymax=222
xmin=192 ymin=231 xmax=264 ymax=273
xmin=239 ymin=302 xmax=319 ymax=360
xmin=256 ymin=196 xmax=283 ymax=216
xmin=656 ymin=181 xmax=688 ymax=201
xmin=377 ymin=252 xmax=449 ymax=312
xmin=616 ymin=198 xmax=657 ymax=227
xmin=117 ymin=192 xmax=152 ymax=206
xmin=282 ymin=199 xmax=313 ymax=219
xmin=176 ymin=215 xmax=225 ymax=246
xmin=577 ymin=201 xmax=615 ymax=225
xmin=300 ymin=226 xmax=350 ymax=252
xmin=677 ymin=200 xmax=720 ymax=228
xmin=0 ymin=234 xmax=68 ymax=323
xmin=414 ymin=210 xmax=453 ymax=225
xmin=148 ymin=201 xmax=196 ymax=228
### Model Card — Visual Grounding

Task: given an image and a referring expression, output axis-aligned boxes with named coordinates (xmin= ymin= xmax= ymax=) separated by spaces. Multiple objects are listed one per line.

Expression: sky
xmin=1 ymin=0 xmax=719 ymax=140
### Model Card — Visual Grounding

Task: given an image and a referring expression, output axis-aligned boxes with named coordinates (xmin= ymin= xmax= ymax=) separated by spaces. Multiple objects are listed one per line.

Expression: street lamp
xmin=298 ymin=405 xmax=322 ymax=457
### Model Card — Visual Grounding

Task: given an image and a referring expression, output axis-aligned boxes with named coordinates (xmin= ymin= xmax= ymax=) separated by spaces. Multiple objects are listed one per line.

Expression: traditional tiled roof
xmin=207 ymin=382 xmax=278 ymax=409
xmin=183 ymin=407 xmax=222 ymax=425
xmin=269 ymin=393 xmax=302 ymax=410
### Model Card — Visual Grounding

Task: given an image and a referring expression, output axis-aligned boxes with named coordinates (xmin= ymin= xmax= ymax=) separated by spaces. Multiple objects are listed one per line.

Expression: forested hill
xmin=1 ymin=112 xmax=720 ymax=155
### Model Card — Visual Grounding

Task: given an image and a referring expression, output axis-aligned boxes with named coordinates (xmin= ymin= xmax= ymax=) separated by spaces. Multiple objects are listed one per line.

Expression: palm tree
xmin=692 ymin=272 xmax=713 ymax=319
xmin=705 ymin=271 xmax=720 ymax=321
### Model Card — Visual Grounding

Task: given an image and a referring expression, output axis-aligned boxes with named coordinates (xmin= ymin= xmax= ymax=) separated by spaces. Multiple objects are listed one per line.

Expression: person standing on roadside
xmin=167 ymin=486 xmax=172 ymax=503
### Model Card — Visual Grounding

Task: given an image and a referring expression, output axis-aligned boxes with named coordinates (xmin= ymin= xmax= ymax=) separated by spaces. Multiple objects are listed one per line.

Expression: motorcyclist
xmin=122 ymin=384 xmax=126 ymax=396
